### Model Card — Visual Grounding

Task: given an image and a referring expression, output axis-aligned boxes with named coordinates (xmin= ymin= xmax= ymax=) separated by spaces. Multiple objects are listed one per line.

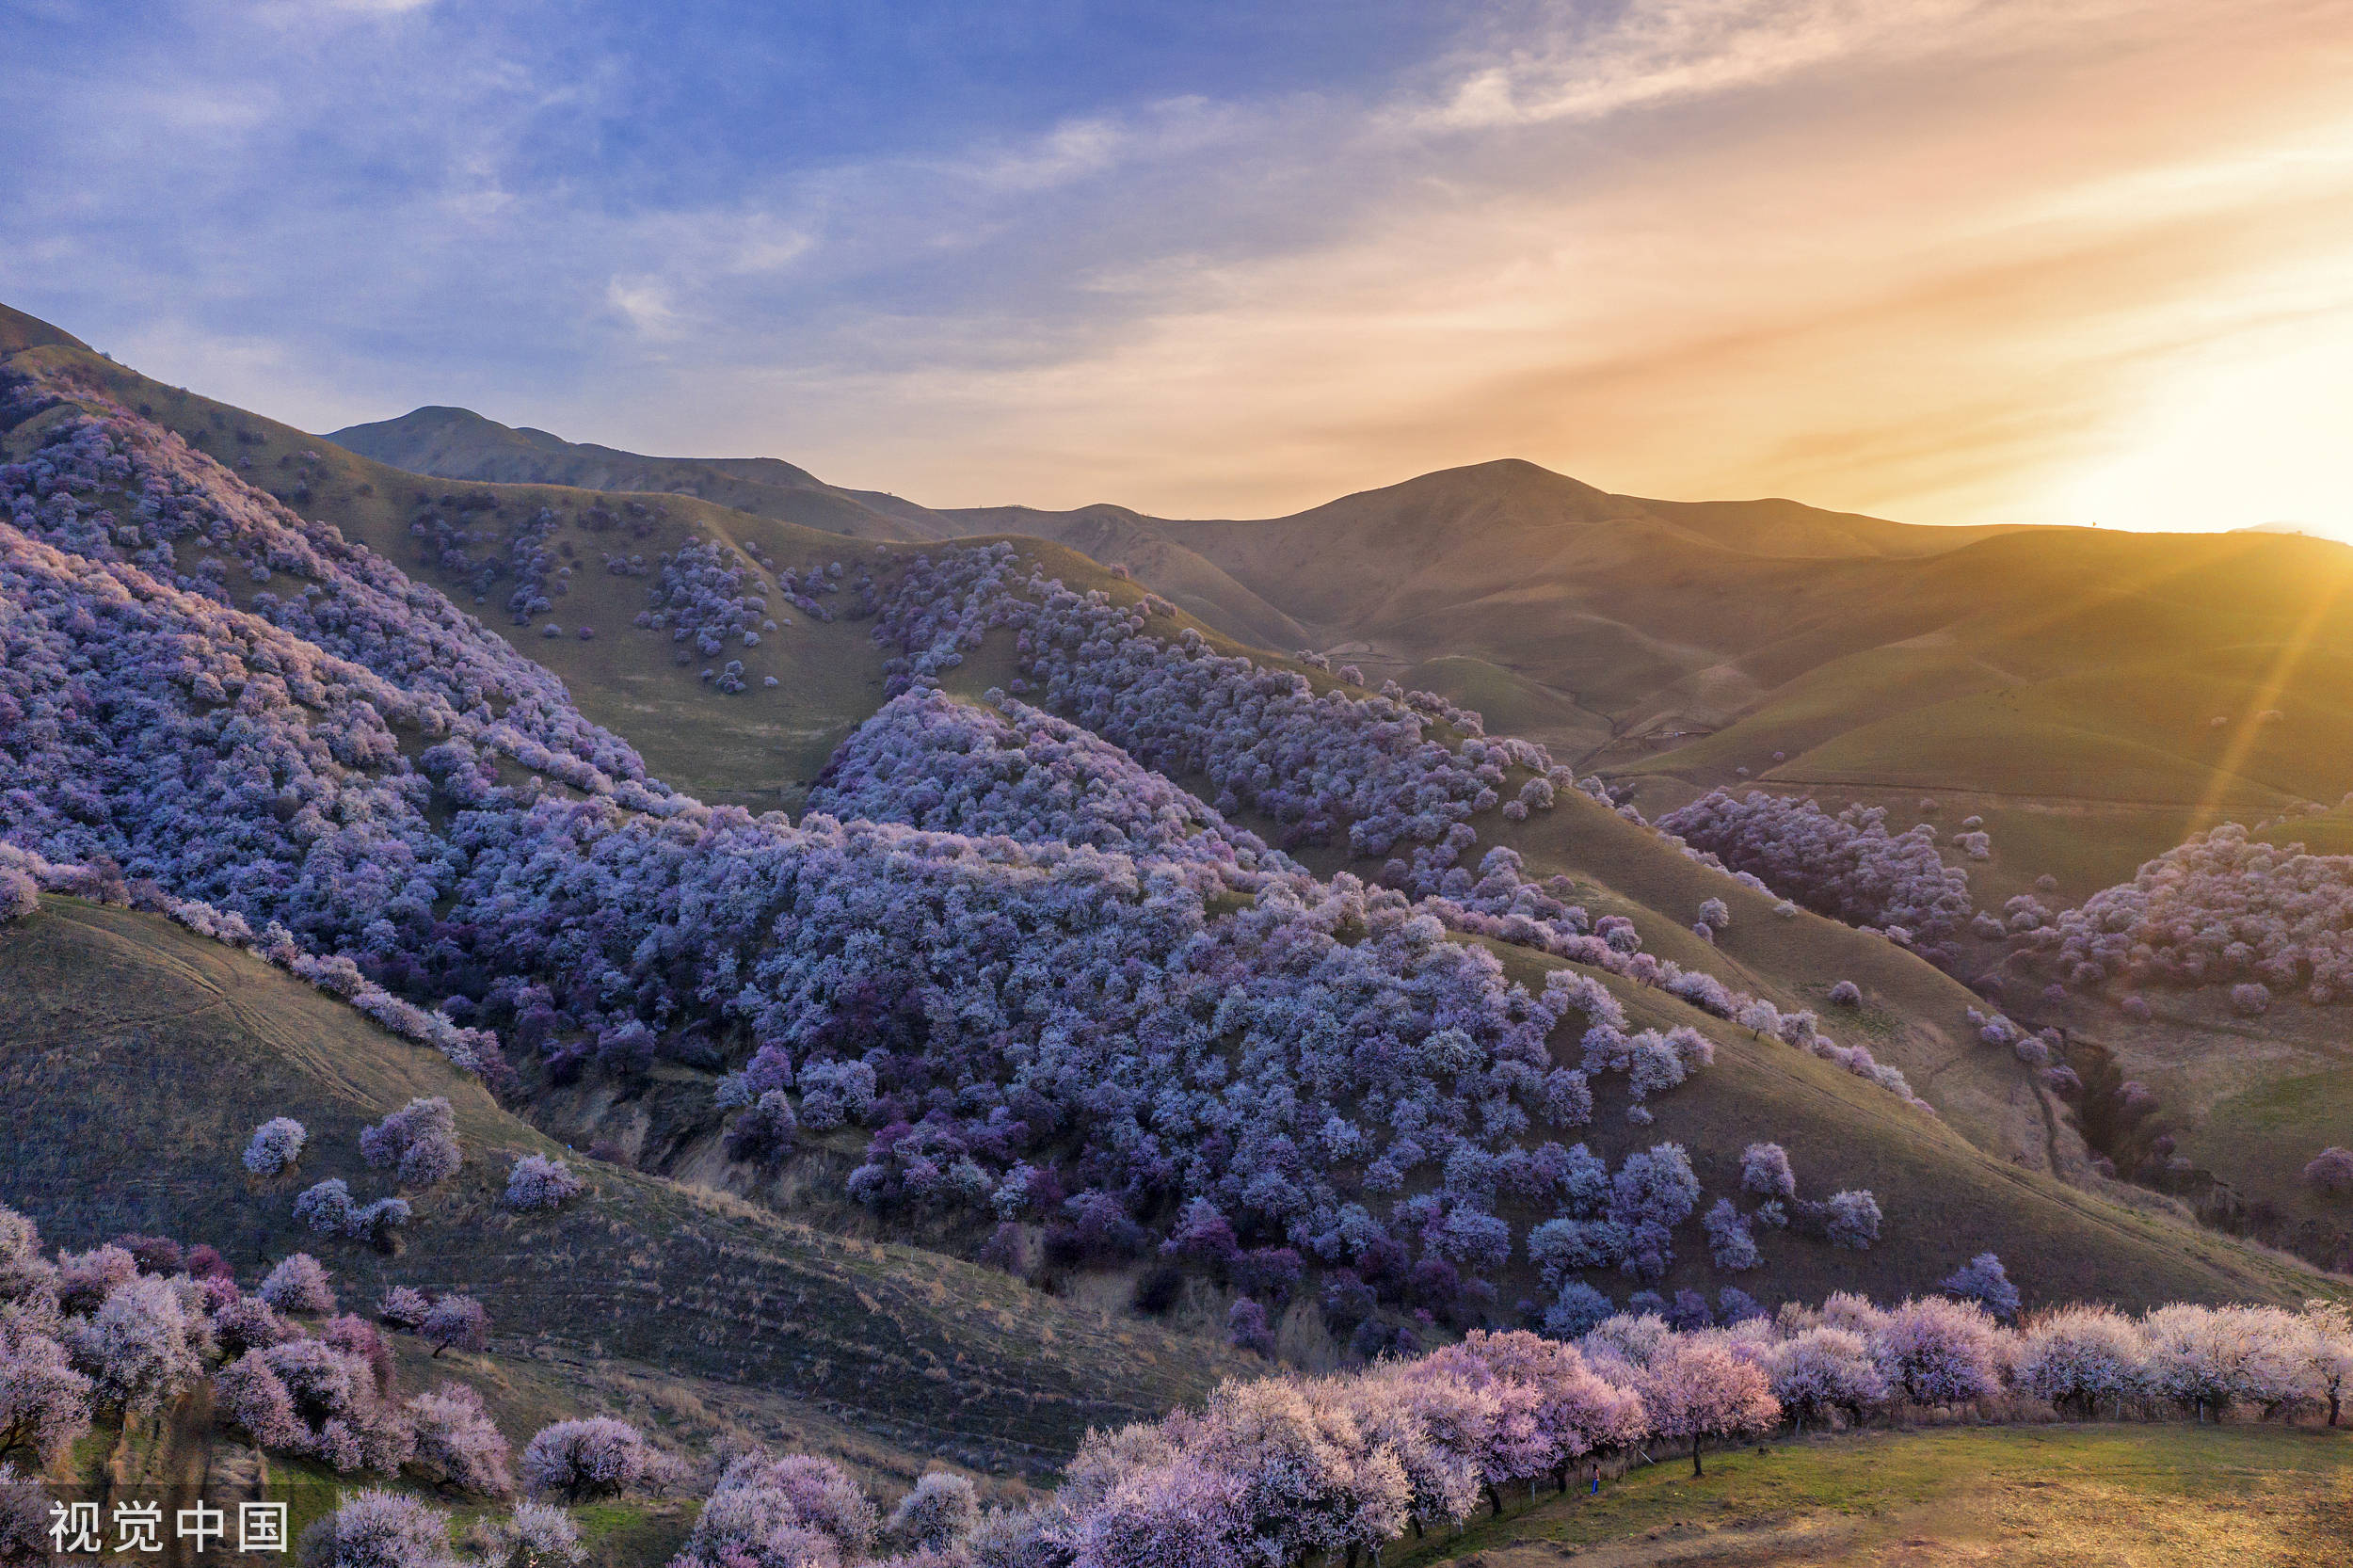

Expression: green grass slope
xmin=1468 ymin=941 xmax=2324 ymax=1313
xmin=943 ymin=448 xmax=2353 ymax=864
xmin=1404 ymin=656 xmax=1616 ymax=760
xmin=0 ymin=899 xmax=1245 ymax=1470
xmin=1396 ymin=1424 xmax=2351 ymax=1567
xmin=1609 ymin=527 xmax=2353 ymax=808
xmin=0 ymin=301 xmax=90 ymax=353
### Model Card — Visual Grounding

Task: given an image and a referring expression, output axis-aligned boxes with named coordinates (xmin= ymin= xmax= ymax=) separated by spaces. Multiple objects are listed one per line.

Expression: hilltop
xmin=328 ymin=406 xmax=955 ymax=544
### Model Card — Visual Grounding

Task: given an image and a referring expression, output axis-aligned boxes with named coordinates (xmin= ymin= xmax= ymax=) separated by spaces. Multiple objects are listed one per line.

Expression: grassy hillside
xmin=947 ymin=459 xmax=2018 ymax=702
xmin=0 ymin=336 xmax=913 ymax=809
xmin=1394 ymin=1424 xmax=2351 ymax=1567
xmin=941 ymin=455 xmax=2353 ymax=845
xmin=1404 ymin=655 xmax=1616 ymax=760
xmin=7 ymin=299 xmax=2337 ymax=1311
xmin=0 ymin=898 xmax=1245 ymax=1472
xmin=1467 ymin=939 xmax=2323 ymax=1313
xmin=0 ymin=300 xmax=89 ymax=353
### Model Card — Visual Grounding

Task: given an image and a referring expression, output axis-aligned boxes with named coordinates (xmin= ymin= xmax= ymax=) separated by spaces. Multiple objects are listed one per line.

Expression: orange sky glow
xmin=738 ymin=1 xmax=2353 ymax=536
xmin=28 ymin=0 xmax=2353 ymax=537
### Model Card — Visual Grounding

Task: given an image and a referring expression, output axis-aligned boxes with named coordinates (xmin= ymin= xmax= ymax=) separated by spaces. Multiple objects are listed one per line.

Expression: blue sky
xmin=5 ymin=0 xmax=1483 ymax=386
xmin=6 ymin=0 xmax=2352 ymax=532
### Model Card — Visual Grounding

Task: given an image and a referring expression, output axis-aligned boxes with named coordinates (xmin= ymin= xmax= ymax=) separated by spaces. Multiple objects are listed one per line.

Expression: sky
xmin=5 ymin=0 xmax=2352 ymax=534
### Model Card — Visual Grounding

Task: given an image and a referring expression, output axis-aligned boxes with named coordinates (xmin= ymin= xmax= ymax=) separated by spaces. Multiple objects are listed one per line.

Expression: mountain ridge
xmin=328 ymin=404 xmax=957 ymax=543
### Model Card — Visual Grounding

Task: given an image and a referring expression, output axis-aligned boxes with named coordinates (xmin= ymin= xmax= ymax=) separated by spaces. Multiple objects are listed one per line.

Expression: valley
xmin=2 ymin=298 xmax=2348 ymax=1567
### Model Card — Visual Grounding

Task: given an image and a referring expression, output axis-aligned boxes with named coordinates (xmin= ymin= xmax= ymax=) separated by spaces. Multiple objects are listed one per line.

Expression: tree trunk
xmin=1485 ymin=1482 xmax=1503 ymax=1518
xmin=2329 ymin=1389 xmax=2341 ymax=1428
xmin=1410 ymin=1515 xmax=1424 ymax=1541
xmin=430 ymin=1342 xmax=445 ymax=1358
xmin=1690 ymin=1434 xmax=1704 ymax=1479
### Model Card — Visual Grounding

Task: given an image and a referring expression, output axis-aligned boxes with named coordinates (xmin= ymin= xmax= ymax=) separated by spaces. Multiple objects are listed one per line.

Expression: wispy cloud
xmin=1408 ymin=0 xmax=2000 ymax=133
xmin=5 ymin=0 xmax=2350 ymax=533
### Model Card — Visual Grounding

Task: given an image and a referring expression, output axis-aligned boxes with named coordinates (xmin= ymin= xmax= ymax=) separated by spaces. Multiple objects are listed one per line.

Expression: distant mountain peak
xmin=324 ymin=406 xmax=954 ymax=543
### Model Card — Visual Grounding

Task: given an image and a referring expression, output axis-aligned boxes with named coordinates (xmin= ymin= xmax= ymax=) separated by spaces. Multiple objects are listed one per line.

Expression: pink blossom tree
xmin=1764 ymin=1328 xmax=1883 ymax=1432
xmin=1636 ymin=1337 xmax=1778 ymax=1477
xmin=259 ymin=1253 xmax=336 ymax=1315
xmin=2303 ymin=1147 xmax=2353 ymax=1196
xmin=1871 ymin=1298 xmax=2007 ymax=1409
xmin=1195 ymin=1377 xmax=1410 ymax=1567
xmin=421 ymin=1295 xmax=489 ymax=1359
xmin=520 ymin=1418 xmax=667 ymax=1503
xmin=0 ymin=1333 xmax=91 ymax=1466
xmin=2014 ymin=1305 xmax=2147 ymax=1419
xmin=361 ymin=1098 xmax=461 ymax=1190
xmin=887 ymin=1474 xmax=979 ymax=1552
xmin=296 ymin=1487 xmax=458 ymax=1568
xmin=408 ymin=1384 xmax=515 ymax=1496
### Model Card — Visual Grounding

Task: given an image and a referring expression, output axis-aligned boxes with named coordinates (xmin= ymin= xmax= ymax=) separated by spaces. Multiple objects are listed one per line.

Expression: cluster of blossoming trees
xmin=1658 ymin=792 xmax=2353 ymax=1023
xmin=2 ymin=403 xmax=1928 ymax=1321
xmin=0 ymin=1203 xmax=510 ymax=1490
xmin=1658 ymin=792 xmax=1973 ymax=954
xmin=254 ymin=1101 xmax=583 ymax=1243
xmin=808 ymin=688 xmax=1291 ymax=871
xmin=0 ymin=1203 xmax=726 ymax=1568
xmin=637 ymin=536 xmax=781 ymax=658
xmin=2027 ymin=824 xmax=2353 ymax=1009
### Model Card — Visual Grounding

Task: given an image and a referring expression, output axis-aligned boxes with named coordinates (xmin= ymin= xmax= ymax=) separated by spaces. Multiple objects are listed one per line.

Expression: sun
xmin=2056 ymin=312 xmax=2353 ymax=541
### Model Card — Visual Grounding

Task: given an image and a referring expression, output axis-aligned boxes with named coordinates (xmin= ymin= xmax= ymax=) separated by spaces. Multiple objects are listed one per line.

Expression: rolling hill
xmin=0 ymin=895 xmax=1241 ymax=1474
xmin=328 ymin=406 xmax=956 ymax=544
xmin=322 ymin=406 xmax=2353 ymax=839
xmin=2 ymin=295 xmax=2342 ymax=1382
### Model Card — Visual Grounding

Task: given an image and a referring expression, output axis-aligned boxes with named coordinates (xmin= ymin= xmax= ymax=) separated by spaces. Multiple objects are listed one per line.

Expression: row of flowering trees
xmin=866 ymin=544 xmax=1560 ymax=857
xmin=11 ymin=1176 xmax=2347 ymax=1568
xmin=642 ymin=1291 xmax=2353 ymax=1568
xmin=808 ymin=688 xmax=1291 ymax=871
